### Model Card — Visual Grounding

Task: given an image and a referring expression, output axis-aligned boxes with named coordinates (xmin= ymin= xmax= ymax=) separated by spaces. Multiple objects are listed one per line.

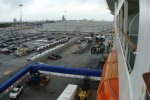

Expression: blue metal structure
xmin=30 ymin=64 xmax=101 ymax=77
xmin=0 ymin=63 xmax=102 ymax=97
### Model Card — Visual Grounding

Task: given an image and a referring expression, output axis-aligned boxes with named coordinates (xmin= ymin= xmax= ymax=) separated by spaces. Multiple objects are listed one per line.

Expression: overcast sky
xmin=0 ymin=0 xmax=113 ymax=22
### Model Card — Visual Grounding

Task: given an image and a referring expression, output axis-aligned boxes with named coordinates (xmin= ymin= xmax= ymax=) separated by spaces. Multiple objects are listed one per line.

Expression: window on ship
xmin=116 ymin=0 xmax=139 ymax=73
xmin=126 ymin=0 xmax=139 ymax=73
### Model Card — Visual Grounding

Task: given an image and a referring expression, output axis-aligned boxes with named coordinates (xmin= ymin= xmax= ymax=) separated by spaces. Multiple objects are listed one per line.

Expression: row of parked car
xmin=0 ymin=28 xmax=45 ymax=46
xmin=0 ymin=26 xmax=48 ymax=56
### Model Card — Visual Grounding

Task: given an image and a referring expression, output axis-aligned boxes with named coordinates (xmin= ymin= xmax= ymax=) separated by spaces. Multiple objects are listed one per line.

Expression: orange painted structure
xmin=97 ymin=50 xmax=119 ymax=100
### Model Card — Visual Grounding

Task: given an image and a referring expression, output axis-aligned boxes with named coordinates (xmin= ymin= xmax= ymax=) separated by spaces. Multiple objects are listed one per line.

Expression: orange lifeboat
xmin=97 ymin=50 xmax=119 ymax=100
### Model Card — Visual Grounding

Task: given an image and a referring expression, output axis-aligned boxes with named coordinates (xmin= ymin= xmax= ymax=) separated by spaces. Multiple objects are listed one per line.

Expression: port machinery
xmin=0 ymin=63 xmax=102 ymax=98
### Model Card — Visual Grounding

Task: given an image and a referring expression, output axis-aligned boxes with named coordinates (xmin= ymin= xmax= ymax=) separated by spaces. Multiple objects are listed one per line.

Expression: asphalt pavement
xmin=0 ymin=34 xmax=111 ymax=100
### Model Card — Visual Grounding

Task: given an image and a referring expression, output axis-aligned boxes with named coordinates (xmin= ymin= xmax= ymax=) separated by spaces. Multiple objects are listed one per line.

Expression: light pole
xmin=64 ymin=11 xmax=66 ymax=34
xmin=19 ymin=4 xmax=23 ymax=36
xmin=19 ymin=4 xmax=23 ymax=23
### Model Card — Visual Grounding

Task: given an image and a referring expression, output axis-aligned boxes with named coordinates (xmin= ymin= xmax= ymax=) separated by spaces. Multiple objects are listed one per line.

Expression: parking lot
xmin=0 ymin=28 xmax=113 ymax=100
xmin=0 ymin=35 xmax=106 ymax=100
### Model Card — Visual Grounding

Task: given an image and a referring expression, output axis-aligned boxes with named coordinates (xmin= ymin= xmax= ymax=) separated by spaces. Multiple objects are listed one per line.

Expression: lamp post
xmin=64 ymin=10 xmax=66 ymax=34
xmin=19 ymin=4 xmax=23 ymax=23
xmin=19 ymin=4 xmax=23 ymax=36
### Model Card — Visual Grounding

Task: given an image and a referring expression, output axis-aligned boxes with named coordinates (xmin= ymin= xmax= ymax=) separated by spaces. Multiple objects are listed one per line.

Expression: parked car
xmin=0 ymin=48 xmax=12 ymax=54
xmin=51 ymin=54 xmax=62 ymax=58
xmin=47 ymin=55 xmax=58 ymax=60
xmin=27 ymin=56 xmax=33 ymax=61
xmin=47 ymin=54 xmax=62 ymax=60
xmin=91 ymin=46 xmax=101 ymax=54
xmin=9 ymin=86 xmax=23 ymax=99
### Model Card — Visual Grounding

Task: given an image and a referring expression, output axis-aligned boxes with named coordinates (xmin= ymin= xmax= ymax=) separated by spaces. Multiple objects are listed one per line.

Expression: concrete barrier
xmin=29 ymin=36 xmax=80 ymax=62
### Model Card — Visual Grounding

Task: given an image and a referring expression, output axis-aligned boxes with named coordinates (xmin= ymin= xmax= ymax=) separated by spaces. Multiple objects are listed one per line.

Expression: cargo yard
xmin=0 ymin=21 xmax=112 ymax=100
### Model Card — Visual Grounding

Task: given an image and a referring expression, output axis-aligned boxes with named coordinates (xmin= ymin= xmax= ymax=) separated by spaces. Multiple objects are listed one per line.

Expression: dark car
xmin=91 ymin=45 xmax=104 ymax=54
xmin=51 ymin=54 xmax=62 ymax=58
xmin=47 ymin=54 xmax=62 ymax=60
xmin=91 ymin=46 xmax=101 ymax=54
xmin=47 ymin=55 xmax=58 ymax=60
xmin=91 ymin=47 xmax=96 ymax=54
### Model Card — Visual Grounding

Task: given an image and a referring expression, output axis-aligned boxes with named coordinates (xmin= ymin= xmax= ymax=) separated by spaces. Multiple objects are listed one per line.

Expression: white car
xmin=9 ymin=86 xmax=23 ymax=99
xmin=27 ymin=55 xmax=34 ymax=61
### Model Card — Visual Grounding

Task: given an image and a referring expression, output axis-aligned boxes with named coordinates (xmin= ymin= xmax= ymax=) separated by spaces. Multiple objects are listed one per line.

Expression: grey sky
xmin=0 ymin=0 xmax=113 ymax=22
